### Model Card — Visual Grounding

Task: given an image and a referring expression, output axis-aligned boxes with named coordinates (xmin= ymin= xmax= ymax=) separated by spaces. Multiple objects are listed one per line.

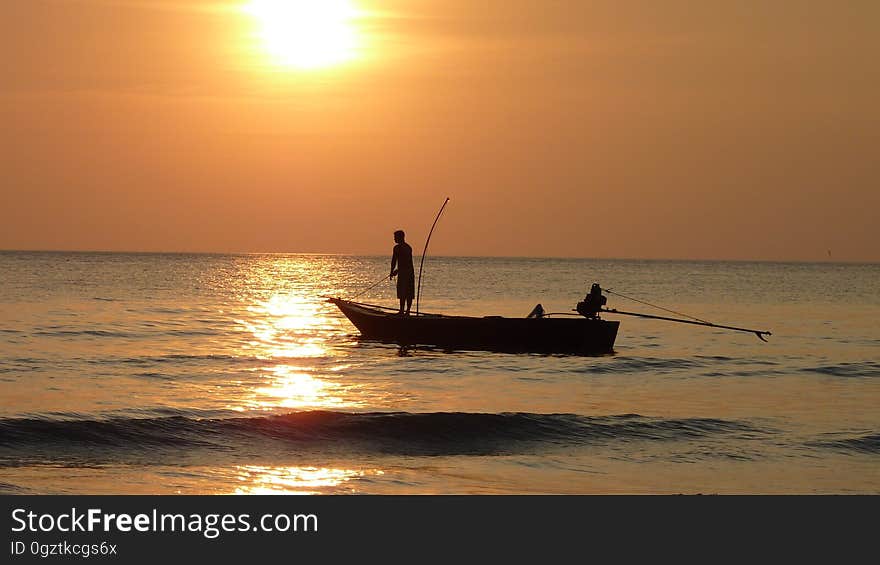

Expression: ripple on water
xmin=803 ymin=361 xmax=880 ymax=378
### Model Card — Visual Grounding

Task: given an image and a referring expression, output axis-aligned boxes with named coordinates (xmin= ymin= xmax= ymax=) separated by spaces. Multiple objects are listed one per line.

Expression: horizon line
xmin=0 ymin=248 xmax=875 ymax=266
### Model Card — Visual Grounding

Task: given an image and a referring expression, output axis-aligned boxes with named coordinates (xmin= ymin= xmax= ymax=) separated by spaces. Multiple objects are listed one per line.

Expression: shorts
xmin=397 ymin=271 xmax=415 ymax=300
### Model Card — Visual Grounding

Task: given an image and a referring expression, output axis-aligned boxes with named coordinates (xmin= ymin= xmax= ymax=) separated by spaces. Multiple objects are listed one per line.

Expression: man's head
xmin=394 ymin=230 xmax=405 ymax=243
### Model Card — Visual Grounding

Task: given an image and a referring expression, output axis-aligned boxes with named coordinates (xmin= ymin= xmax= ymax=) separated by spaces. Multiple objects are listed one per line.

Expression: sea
xmin=0 ymin=251 xmax=878 ymax=494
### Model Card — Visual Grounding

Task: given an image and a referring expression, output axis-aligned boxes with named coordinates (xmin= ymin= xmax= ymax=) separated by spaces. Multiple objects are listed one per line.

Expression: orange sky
xmin=2 ymin=0 xmax=878 ymax=261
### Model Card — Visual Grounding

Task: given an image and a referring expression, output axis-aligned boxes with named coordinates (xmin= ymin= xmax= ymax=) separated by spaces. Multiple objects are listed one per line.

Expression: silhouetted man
xmin=389 ymin=230 xmax=415 ymax=315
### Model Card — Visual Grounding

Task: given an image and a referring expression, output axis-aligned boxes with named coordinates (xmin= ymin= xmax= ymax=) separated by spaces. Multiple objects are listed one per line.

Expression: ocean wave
xmin=579 ymin=356 xmax=781 ymax=375
xmin=161 ymin=329 xmax=222 ymax=337
xmin=0 ymin=358 xmax=47 ymax=375
xmin=0 ymin=411 xmax=764 ymax=457
xmin=34 ymin=328 xmax=222 ymax=339
xmin=0 ymin=481 xmax=27 ymax=493
xmin=577 ymin=357 xmax=702 ymax=374
xmin=812 ymin=433 xmax=880 ymax=455
xmin=87 ymin=354 xmax=257 ymax=367
xmin=84 ymin=353 xmax=338 ymax=369
xmin=694 ymin=355 xmax=778 ymax=366
xmin=804 ymin=362 xmax=880 ymax=378
xmin=34 ymin=329 xmax=140 ymax=338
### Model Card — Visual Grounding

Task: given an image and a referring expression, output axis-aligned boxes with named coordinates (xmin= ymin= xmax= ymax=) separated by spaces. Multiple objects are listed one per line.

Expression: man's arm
xmin=390 ymin=245 xmax=398 ymax=278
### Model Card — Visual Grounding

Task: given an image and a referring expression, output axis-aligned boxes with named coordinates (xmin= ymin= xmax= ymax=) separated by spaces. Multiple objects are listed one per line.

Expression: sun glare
xmin=244 ymin=0 xmax=361 ymax=69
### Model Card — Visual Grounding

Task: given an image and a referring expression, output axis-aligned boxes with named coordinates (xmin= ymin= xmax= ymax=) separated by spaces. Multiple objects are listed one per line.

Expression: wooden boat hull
xmin=328 ymin=298 xmax=619 ymax=355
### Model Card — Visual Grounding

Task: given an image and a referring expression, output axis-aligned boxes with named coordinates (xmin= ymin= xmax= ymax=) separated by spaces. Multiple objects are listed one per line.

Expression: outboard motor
xmin=576 ymin=283 xmax=607 ymax=319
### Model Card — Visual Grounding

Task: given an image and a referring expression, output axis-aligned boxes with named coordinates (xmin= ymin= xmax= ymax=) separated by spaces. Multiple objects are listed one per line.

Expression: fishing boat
xmin=329 ymin=198 xmax=770 ymax=355
xmin=328 ymin=282 xmax=771 ymax=354
xmin=327 ymin=295 xmax=620 ymax=355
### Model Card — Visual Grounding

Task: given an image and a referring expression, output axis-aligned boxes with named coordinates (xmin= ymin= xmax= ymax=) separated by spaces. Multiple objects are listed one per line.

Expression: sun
xmin=244 ymin=0 xmax=361 ymax=70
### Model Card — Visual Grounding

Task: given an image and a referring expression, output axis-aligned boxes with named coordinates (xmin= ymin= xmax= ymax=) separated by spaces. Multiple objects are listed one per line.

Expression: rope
xmin=604 ymin=288 xmax=711 ymax=324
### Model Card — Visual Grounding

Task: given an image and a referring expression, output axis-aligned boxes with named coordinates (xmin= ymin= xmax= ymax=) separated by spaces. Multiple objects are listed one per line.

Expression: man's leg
xmin=405 ymin=297 xmax=412 ymax=314
xmin=399 ymin=299 xmax=405 ymax=314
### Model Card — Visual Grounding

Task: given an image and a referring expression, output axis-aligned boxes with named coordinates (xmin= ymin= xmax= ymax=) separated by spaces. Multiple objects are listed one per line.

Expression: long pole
xmin=350 ymin=273 xmax=390 ymax=299
xmin=416 ymin=197 xmax=450 ymax=315
xmin=602 ymin=308 xmax=772 ymax=341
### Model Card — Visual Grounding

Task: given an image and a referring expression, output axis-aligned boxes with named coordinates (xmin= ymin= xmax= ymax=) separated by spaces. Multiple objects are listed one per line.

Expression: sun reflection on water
xmin=244 ymin=365 xmax=356 ymax=410
xmin=233 ymin=465 xmax=384 ymax=495
xmin=239 ymin=294 xmax=330 ymax=360
xmin=227 ymin=258 xmax=367 ymax=412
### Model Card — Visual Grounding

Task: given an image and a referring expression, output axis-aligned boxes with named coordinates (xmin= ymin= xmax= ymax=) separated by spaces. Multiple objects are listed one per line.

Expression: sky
xmin=2 ymin=0 xmax=878 ymax=261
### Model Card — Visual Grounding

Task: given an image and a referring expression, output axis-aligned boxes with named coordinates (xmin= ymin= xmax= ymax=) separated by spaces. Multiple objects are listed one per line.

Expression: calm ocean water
xmin=0 ymin=251 xmax=878 ymax=494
